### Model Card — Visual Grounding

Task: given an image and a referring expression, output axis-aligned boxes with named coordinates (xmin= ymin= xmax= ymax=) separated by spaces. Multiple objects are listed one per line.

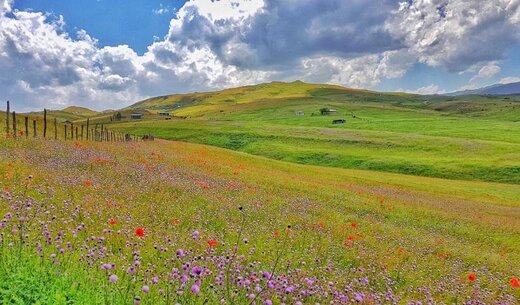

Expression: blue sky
xmin=13 ymin=0 xmax=187 ymax=54
xmin=1 ymin=0 xmax=519 ymax=111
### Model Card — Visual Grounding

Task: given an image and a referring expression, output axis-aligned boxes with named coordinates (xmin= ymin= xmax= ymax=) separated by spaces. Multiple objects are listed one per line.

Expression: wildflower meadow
xmin=0 ymin=136 xmax=519 ymax=304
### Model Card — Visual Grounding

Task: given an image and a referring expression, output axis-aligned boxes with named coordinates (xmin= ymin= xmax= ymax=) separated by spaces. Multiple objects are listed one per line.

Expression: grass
xmin=0 ymin=135 xmax=519 ymax=304
xmin=90 ymin=82 xmax=520 ymax=184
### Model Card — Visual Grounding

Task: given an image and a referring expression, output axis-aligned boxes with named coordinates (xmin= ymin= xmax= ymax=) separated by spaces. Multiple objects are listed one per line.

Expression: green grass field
xmin=1 ymin=82 xmax=519 ymax=303
xmin=96 ymin=82 xmax=520 ymax=184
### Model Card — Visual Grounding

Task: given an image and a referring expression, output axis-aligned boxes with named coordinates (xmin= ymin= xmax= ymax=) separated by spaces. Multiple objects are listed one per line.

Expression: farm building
xmin=325 ymin=109 xmax=337 ymax=114
xmin=295 ymin=111 xmax=304 ymax=116
xmin=332 ymin=119 xmax=346 ymax=124
xmin=130 ymin=113 xmax=144 ymax=119
xmin=158 ymin=112 xmax=170 ymax=116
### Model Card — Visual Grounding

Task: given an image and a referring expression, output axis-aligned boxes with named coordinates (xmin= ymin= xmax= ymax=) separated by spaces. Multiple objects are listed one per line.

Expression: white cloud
xmin=1 ymin=0 xmax=520 ymax=111
xmin=301 ymin=50 xmax=414 ymax=88
xmin=386 ymin=0 xmax=520 ymax=72
xmin=404 ymin=84 xmax=441 ymax=95
xmin=500 ymin=76 xmax=520 ymax=84
xmin=470 ymin=63 xmax=501 ymax=82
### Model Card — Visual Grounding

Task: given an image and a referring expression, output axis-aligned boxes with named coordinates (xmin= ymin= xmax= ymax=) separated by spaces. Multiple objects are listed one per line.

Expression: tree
xmin=320 ymin=108 xmax=330 ymax=115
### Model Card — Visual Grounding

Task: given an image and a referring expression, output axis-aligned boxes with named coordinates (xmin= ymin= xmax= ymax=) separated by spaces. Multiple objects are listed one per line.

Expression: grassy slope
xmin=0 ymin=136 xmax=519 ymax=303
xmin=100 ymin=82 xmax=520 ymax=184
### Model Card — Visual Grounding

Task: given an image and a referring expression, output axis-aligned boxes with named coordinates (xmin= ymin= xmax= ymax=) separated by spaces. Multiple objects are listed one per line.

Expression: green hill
xmin=5 ymin=81 xmax=520 ymax=183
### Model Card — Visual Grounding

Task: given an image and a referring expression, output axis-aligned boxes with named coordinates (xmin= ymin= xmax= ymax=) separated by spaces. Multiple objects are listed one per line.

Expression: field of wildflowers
xmin=1 ymin=136 xmax=519 ymax=304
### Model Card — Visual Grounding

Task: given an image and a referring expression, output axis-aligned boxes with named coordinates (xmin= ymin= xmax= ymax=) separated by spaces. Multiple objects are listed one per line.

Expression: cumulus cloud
xmin=1 ymin=0 xmax=519 ymax=111
xmin=386 ymin=0 xmax=520 ymax=72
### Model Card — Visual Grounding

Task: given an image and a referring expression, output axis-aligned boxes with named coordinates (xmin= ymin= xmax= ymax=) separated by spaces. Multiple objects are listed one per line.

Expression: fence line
xmin=4 ymin=101 xmax=154 ymax=143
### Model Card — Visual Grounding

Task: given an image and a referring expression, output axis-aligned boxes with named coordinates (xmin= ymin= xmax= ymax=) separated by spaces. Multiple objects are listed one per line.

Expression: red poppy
xmin=233 ymin=171 xmax=239 ymax=176
xmin=172 ymin=218 xmax=181 ymax=225
xmin=468 ymin=273 xmax=477 ymax=282
xmin=343 ymin=242 xmax=352 ymax=248
xmin=108 ymin=218 xmax=117 ymax=225
xmin=85 ymin=180 xmax=92 ymax=186
xmin=351 ymin=222 xmax=357 ymax=228
xmin=347 ymin=235 xmax=355 ymax=241
xmin=318 ymin=222 xmax=325 ymax=230
xmin=511 ymin=277 xmax=520 ymax=288
xmin=207 ymin=240 xmax=218 ymax=247
xmin=19 ymin=131 xmax=24 ymax=136
xmin=135 ymin=227 xmax=145 ymax=237
xmin=274 ymin=231 xmax=280 ymax=237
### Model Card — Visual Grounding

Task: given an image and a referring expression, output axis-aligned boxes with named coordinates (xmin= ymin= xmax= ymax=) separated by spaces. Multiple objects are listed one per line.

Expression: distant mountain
xmin=447 ymin=82 xmax=520 ymax=96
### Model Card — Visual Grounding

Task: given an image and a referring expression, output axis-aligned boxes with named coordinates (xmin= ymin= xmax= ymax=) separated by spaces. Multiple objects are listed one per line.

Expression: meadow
xmin=1 ymin=135 xmax=519 ymax=304
xmin=1 ymin=82 xmax=519 ymax=304
xmin=100 ymin=82 xmax=520 ymax=184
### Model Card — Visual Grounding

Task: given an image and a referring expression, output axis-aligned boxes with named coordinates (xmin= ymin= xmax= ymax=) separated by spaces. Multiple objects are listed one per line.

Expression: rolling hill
xmin=5 ymin=81 xmax=519 ymax=183
xmin=96 ymin=81 xmax=520 ymax=184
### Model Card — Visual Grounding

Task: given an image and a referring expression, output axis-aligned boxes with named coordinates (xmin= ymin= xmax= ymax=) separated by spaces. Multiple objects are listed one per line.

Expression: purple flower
xmin=191 ymin=266 xmax=202 ymax=276
xmin=176 ymin=249 xmax=184 ymax=257
xmin=109 ymin=274 xmax=118 ymax=283
xmin=191 ymin=284 xmax=200 ymax=295
xmin=142 ymin=285 xmax=149 ymax=293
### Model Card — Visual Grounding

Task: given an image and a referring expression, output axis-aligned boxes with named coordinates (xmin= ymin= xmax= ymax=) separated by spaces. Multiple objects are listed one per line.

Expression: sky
xmin=1 ymin=0 xmax=519 ymax=111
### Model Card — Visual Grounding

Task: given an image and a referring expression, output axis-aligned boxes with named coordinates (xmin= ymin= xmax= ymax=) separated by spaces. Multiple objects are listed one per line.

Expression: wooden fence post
xmin=86 ymin=118 xmax=90 ymax=141
xmin=5 ymin=100 xmax=9 ymax=134
xmin=24 ymin=117 xmax=28 ymax=138
xmin=33 ymin=120 xmax=37 ymax=137
xmin=70 ymin=123 xmax=74 ymax=140
xmin=54 ymin=118 xmax=57 ymax=140
xmin=81 ymin=125 xmax=84 ymax=140
xmin=12 ymin=111 xmax=16 ymax=138
xmin=75 ymin=126 xmax=78 ymax=141
xmin=64 ymin=125 xmax=67 ymax=140
xmin=43 ymin=109 xmax=47 ymax=138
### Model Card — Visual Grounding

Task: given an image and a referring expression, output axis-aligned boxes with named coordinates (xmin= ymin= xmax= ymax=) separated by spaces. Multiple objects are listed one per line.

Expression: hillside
xmin=95 ymin=81 xmax=520 ymax=184
xmin=61 ymin=106 xmax=99 ymax=117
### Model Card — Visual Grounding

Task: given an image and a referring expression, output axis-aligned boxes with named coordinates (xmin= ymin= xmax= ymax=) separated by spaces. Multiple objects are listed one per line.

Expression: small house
xmin=295 ymin=111 xmax=305 ymax=116
xmin=326 ymin=109 xmax=337 ymax=114
xmin=158 ymin=112 xmax=170 ymax=116
xmin=130 ymin=113 xmax=144 ymax=119
xmin=332 ymin=119 xmax=346 ymax=124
